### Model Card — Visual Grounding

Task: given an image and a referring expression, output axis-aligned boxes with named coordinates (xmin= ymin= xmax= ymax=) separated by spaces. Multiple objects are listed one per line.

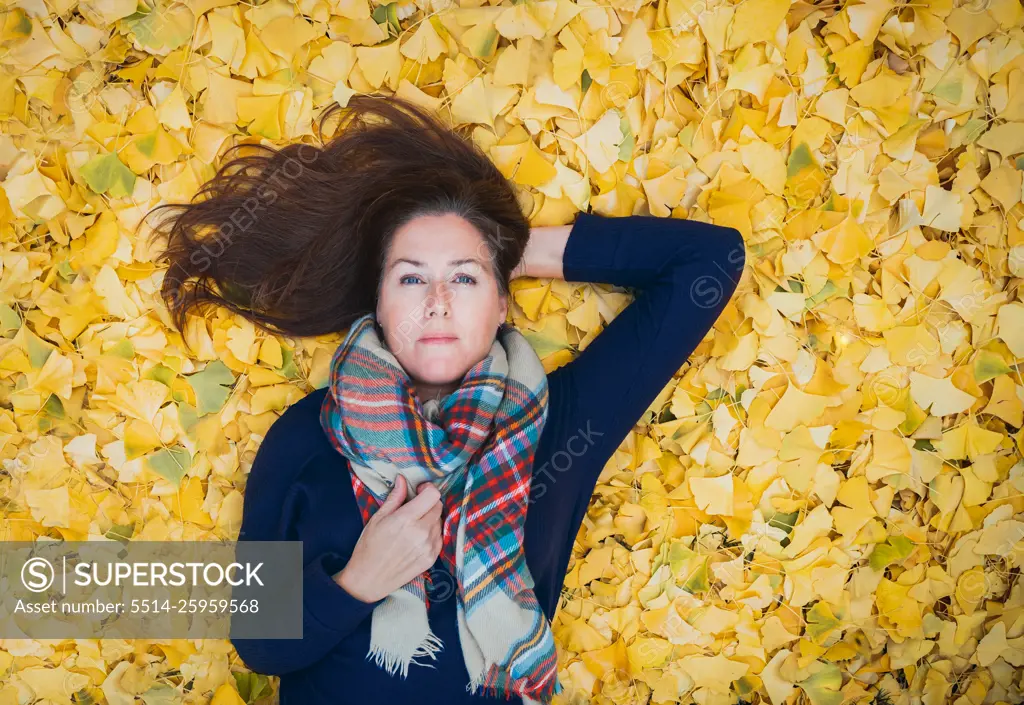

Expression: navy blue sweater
xmin=231 ymin=212 xmax=745 ymax=704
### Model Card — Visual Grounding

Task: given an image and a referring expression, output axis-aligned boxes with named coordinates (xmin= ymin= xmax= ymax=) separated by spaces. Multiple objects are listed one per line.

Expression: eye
xmin=398 ymin=273 xmax=476 ymax=285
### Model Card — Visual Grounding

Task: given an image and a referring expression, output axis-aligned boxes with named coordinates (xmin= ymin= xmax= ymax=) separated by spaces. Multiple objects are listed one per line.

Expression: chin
xmin=412 ymin=356 xmax=459 ymax=377
xmin=416 ymin=359 xmax=473 ymax=384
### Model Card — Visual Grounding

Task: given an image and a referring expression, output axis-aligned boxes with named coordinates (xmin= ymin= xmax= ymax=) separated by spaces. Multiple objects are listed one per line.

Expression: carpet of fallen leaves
xmin=2 ymin=0 xmax=1024 ymax=703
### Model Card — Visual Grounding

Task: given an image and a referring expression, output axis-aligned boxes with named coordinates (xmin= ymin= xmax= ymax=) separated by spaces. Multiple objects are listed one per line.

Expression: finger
xmin=396 ymin=481 xmax=441 ymax=519
xmin=428 ymin=515 xmax=443 ymax=541
xmin=429 ymin=525 xmax=443 ymax=555
xmin=375 ymin=475 xmax=406 ymax=516
xmin=420 ymin=498 xmax=443 ymax=526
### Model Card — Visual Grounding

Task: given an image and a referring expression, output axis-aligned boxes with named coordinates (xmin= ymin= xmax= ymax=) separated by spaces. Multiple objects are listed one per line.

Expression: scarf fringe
xmin=465 ymin=669 xmax=559 ymax=704
xmin=465 ymin=675 xmax=519 ymax=702
xmin=366 ymin=628 xmax=445 ymax=679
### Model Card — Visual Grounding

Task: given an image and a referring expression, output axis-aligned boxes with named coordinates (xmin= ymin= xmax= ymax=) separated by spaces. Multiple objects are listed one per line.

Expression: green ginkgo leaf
xmin=0 ymin=304 xmax=22 ymax=336
xmin=521 ymin=316 xmax=570 ymax=359
xmin=805 ymin=600 xmax=841 ymax=643
xmin=798 ymin=662 xmax=844 ymax=705
xmin=185 ymin=360 xmax=236 ymax=416
xmin=140 ymin=683 xmax=180 ymax=705
xmin=682 ymin=556 xmax=709 ymax=594
xmin=42 ymin=393 xmax=65 ymax=420
xmin=618 ymin=115 xmax=634 ymax=162
xmin=108 ymin=339 xmax=135 ymax=359
xmin=930 ymin=74 xmax=963 ymax=104
xmin=668 ymin=542 xmax=695 ymax=577
xmin=276 ymin=347 xmax=299 ymax=379
xmin=232 ymin=672 xmax=273 ymax=703
xmin=177 ymin=401 xmax=199 ymax=438
xmin=80 ymin=151 xmax=136 ymax=198
xmin=24 ymin=325 xmax=54 ymax=369
xmin=974 ymin=349 xmax=1012 ymax=384
xmin=580 ymin=69 xmax=592 ymax=95
xmin=134 ymin=132 xmax=157 ymax=158
xmin=867 ymin=543 xmax=898 ymax=572
xmin=786 ymin=142 xmax=815 ymax=178
xmin=122 ymin=2 xmax=195 ymax=55
xmin=146 ymin=446 xmax=191 ymax=486
xmin=868 ymin=534 xmax=915 ymax=572
xmin=105 ymin=521 xmax=135 ymax=543
xmin=57 ymin=260 xmax=75 ymax=281
xmin=805 ymin=280 xmax=839 ymax=307
xmin=143 ymin=363 xmax=175 ymax=386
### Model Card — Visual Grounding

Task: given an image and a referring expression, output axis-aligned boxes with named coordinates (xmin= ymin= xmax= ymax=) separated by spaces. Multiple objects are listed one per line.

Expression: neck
xmin=414 ymin=381 xmax=457 ymax=404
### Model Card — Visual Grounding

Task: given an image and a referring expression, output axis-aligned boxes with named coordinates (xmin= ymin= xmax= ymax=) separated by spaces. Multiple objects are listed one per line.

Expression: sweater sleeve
xmin=230 ymin=416 xmax=385 ymax=676
xmin=541 ymin=212 xmax=746 ymax=522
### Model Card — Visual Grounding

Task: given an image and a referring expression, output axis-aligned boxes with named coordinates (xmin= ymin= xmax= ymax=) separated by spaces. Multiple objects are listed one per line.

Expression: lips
xmin=420 ymin=335 xmax=457 ymax=344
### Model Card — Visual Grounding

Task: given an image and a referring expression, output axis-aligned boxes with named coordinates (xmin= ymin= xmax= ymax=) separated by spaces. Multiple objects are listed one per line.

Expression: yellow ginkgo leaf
xmin=107 ymin=380 xmax=171 ymax=425
xmin=726 ymin=0 xmax=791 ymax=49
xmin=982 ymin=375 xmax=1023 ymax=426
xmin=356 ymin=41 xmax=403 ymax=91
xmin=494 ymin=0 xmax=556 ymax=41
xmin=725 ymin=62 xmax=774 ymax=103
xmin=25 ymin=486 xmax=71 ymax=528
xmin=572 ymin=110 xmax=624 ymax=175
xmin=996 ymin=302 xmax=1024 ymax=357
xmin=846 ymin=0 xmax=894 ymax=43
xmin=977 ymin=622 xmax=1009 ymax=667
xmin=689 ymin=473 xmax=734 ymax=516
xmin=814 ymin=217 xmax=874 ymax=266
xmin=849 ymin=69 xmax=913 ymax=110
xmin=210 ymin=683 xmax=247 ymax=705
xmin=451 ymin=75 xmax=518 ymax=128
xmin=26 ymin=349 xmax=73 ymax=400
xmin=16 ymin=666 xmax=91 ymax=704
xmin=865 ymin=430 xmax=912 ymax=482
xmin=156 ymin=84 xmax=193 ymax=130
xmin=762 ymin=650 xmax=798 ymax=705
xmin=678 ymin=654 xmax=750 ymax=694
xmin=921 ymin=185 xmax=965 ymax=232
xmin=852 ymin=294 xmax=896 ymax=332
xmin=641 ymin=166 xmax=688 ymax=217
xmin=935 ymin=421 xmax=1004 ymax=460
xmin=401 ymin=17 xmax=447 ymax=63
xmin=977 ymin=121 xmax=1024 ymax=159
xmin=909 ymin=372 xmax=977 ymax=417
xmin=831 ymin=39 xmax=872 ymax=86
xmin=739 ymin=140 xmax=786 ymax=195
xmin=765 ymin=383 xmax=830 ymax=431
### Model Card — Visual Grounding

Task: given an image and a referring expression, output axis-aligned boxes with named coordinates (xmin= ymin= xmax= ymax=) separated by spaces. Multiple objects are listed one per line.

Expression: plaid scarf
xmin=319 ymin=312 xmax=563 ymax=704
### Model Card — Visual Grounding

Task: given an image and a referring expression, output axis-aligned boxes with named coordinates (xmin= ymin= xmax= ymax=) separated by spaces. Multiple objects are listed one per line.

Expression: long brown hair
xmin=144 ymin=94 xmax=530 ymax=350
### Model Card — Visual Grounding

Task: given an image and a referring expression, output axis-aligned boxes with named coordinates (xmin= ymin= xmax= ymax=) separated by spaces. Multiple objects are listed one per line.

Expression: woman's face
xmin=376 ymin=212 xmax=508 ymax=400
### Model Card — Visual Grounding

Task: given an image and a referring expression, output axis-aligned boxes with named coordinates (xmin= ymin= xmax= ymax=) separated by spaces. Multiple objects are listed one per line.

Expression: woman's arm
xmin=530 ymin=212 xmax=746 ymax=522
xmin=512 ymin=224 xmax=571 ymax=281
xmin=230 ymin=416 xmax=384 ymax=676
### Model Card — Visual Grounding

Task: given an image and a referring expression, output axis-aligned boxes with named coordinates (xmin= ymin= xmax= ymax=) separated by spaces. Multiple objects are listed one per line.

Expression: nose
xmin=426 ymin=281 xmax=451 ymax=318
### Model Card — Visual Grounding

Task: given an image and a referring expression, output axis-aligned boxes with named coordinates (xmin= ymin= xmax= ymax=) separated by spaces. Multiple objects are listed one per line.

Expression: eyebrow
xmin=389 ymin=257 xmax=484 ymax=270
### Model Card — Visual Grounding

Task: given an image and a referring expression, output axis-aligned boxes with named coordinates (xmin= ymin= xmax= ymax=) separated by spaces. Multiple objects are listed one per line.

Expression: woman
xmin=150 ymin=94 xmax=745 ymax=705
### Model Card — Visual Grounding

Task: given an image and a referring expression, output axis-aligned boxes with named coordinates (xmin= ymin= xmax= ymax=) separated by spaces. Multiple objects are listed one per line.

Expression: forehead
xmin=388 ymin=213 xmax=484 ymax=259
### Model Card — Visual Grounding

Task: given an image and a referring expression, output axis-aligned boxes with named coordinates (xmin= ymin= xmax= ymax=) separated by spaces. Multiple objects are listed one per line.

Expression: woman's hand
xmin=335 ymin=475 xmax=444 ymax=603
xmin=510 ymin=255 xmax=528 ymax=281
xmin=513 ymin=225 xmax=571 ymax=281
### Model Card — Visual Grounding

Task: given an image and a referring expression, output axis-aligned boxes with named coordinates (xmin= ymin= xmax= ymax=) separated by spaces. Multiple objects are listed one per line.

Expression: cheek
xmin=377 ymin=289 xmax=421 ymax=336
xmin=461 ymin=321 xmax=499 ymax=361
xmin=459 ymin=287 xmax=502 ymax=321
